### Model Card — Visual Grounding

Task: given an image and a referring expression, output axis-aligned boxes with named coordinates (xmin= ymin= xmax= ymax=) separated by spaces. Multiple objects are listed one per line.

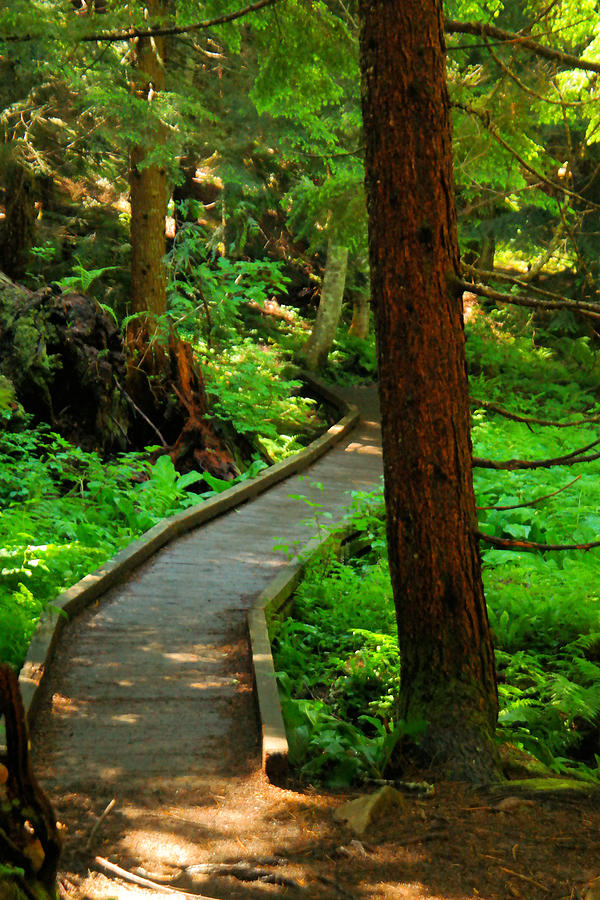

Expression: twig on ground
xmin=94 ymin=857 xmax=215 ymax=898
xmin=85 ymin=797 xmax=116 ymax=850
xmin=499 ymin=864 xmax=550 ymax=892
xmin=476 ymin=475 xmax=581 ymax=511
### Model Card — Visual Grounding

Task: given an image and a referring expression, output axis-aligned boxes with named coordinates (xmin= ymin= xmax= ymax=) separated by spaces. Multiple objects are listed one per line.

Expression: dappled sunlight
xmin=344 ymin=440 xmax=382 ymax=456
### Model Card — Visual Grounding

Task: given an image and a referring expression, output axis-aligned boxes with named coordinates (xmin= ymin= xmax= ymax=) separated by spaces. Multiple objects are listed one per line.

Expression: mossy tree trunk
xmin=129 ymin=0 xmax=168 ymax=318
xmin=303 ymin=240 xmax=348 ymax=371
xmin=358 ymin=0 xmax=500 ymax=782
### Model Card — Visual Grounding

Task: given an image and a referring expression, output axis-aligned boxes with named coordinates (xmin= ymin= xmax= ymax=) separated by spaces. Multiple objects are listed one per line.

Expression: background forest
xmin=2 ymin=0 xmax=600 ymax=788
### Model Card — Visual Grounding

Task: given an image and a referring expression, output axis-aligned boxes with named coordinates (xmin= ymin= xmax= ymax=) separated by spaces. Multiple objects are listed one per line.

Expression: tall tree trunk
xmin=129 ymin=0 xmax=168 ymax=317
xmin=303 ymin=240 xmax=348 ymax=371
xmin=348 ymin=291 xmax=370 ymax=339
xmin=358 ymin=0 xmax=499 ymax=781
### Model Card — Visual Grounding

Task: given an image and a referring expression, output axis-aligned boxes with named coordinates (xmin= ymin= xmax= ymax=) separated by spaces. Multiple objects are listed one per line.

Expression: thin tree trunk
xmin=129 ymin=0 xmax=168 ymax=317
xmin=348 ymin=291 xmax=370 ymax=339
xmin=303 ymin=240 xmax=348 ymax=371
xmin=359 ymin=0 xmax=499 ymax=782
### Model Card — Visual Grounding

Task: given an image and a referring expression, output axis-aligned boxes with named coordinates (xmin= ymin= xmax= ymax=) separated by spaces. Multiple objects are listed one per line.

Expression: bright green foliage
xmin=273 ymin=308 xmax=600 ymax=785
xmin=204 ymin=341 xmax=321 ymax=459
xmin=0 ymin=411 xmax=263 ymax=668
xmin=167 ymin=216 xmax=291 ymax=343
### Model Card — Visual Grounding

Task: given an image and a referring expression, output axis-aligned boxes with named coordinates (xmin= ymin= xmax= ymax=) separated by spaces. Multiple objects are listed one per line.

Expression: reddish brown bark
xmin=0 ymin=664 xmax=61 ymax=897
xmin=125 ymin=322 xmax=238 ymax=480
xmin=129 ymin=0 xmax=168 ymax=317
xmin=359 ymin=0 xmax=499 ymax=780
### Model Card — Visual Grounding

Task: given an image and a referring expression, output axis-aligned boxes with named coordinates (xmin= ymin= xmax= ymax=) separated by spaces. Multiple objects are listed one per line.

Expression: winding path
xmin=31 ymin=385 xmax=382 ymax=898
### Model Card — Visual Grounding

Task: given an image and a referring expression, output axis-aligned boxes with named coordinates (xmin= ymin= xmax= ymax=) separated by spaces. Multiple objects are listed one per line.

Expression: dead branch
xmin=477 ymin=530 xmax=600 ymax=552
xmin=445 ymin=18 xmax=600 ymax=75
xmin=115 ymin=377 xmax=168 ymax=447
xmin=470 ymin=397 xmax=600 ymax=428
xmin=457 ymin=277 xmax=600 ymax=319
xmin=462 ymin=265 xmax=589 ymax=302
xmin=85 ymin=798 xmax=116 ymax=851
xmin=498 ymin=865 xmax=550 ymax=892
xmin=94 ymin=857 xmax=213 ymax=898
xmin=476 ymin=475 xmax=581 ymax=510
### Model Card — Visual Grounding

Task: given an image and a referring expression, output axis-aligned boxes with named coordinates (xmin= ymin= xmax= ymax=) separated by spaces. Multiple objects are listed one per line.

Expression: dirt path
xmin=30 ymin=386 xmax=600 ymax=900
xmin=32 ymin=386 xmax=386 ymax=897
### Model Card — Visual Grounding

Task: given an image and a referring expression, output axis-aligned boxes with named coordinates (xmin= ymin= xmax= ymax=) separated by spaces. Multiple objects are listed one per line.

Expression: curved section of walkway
xmin=31 ymin=385 xmax=382 ymax=895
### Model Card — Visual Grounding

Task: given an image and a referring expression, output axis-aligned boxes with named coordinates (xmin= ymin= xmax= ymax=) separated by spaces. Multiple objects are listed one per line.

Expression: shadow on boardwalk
xmin=31 ymin=385 xmax=383 ymax=898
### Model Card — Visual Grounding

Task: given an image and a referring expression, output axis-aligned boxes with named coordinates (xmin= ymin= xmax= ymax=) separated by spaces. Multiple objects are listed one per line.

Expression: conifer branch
xmin=477 ymin=530 xmax=600 ymax=552
xmin=445 ymin=18 xmax=600 ymax=76
xmin=454 ymin=102 xmax=600 ymax=210
xmin=473 ymin=436 xmax=600 ymax=470
xmin=470 ymin=398 xmax=600 ymax=429
xmin=482 ymin=35 xmax=589 ymax=107
xmin=0 ymin=0 xmax=279 ymax=43
xmin=456 ymin=277 xmax=600 ymax=319
xmin=476 ymin=475 xmax=581 ymax=510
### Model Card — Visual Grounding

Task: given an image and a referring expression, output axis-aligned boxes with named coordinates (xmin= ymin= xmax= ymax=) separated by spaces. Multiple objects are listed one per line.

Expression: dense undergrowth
xmin=271 ymin=305 xmax=600 ymax=787
xmin=0 ymin=239 xmax=335 ymax=669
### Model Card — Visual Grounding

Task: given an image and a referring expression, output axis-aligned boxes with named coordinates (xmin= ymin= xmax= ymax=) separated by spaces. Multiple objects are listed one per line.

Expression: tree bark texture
xmin=359 ymin=0 xmax=499 ymax=781
xmin=303 ymin=241 xmax=348 ymax=371
xmin=0 ymin=158 xmax=36 ymax=282
xmin=348 ymin=291 xmax=370 ymax=339
xmin=129 ymin=0 xmax=168 ymax=316
xmin=0 ymin=664 xmax=60 ymax=898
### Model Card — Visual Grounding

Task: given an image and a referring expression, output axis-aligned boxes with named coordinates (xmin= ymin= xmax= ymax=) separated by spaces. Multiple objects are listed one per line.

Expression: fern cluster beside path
xmin=30 ymin=385 xmax=382 ymax=899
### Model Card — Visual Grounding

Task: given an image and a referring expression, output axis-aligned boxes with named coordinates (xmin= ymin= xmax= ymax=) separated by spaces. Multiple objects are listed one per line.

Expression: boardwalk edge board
xmin=2 ymin=374 xmax=359 ymax=752
xmin=249 ymin=529 xmax=363 ymax=782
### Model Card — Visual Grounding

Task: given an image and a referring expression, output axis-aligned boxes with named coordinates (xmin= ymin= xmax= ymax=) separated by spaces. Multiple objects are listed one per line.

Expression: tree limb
xmin=473 ymin=436 xmax=600 ymax=470
xmin=0 ymin=0 xmax=280 ymax=43
xmin=476 ymin=475 xmax=581 ymax=510
xmin=462 ymin=264 xmax=585 ymax=301
xmin=445 ymin=18 xmax=600 ymax=76
xmin=457 ymin=277 xmax=600 ymax=319
xmin=477 ymin=530 xmax=600 ymax=552
xmin=470 ymin=397 xmax=600 ymax=428
xmin=94 ymin=857 xmax=208 ymax=898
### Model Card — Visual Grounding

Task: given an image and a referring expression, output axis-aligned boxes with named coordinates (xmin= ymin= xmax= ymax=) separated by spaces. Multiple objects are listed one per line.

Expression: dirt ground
xmin=55 ymin=773 xmax=600 ymax=900
xmin=44 ymin=628 xmax=599 ymax=900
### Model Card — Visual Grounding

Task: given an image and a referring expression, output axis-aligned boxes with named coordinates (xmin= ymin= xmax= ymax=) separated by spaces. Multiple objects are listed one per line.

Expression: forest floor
xmin=50 ymin=668 xmax=600 ymax=900
xmin=29 ymin=385 xmax=600 ymax=900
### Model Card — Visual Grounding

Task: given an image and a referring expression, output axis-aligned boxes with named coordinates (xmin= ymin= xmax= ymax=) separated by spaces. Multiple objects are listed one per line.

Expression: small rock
xmin=333 ymin=785 xmax=405 ymax=835
xmin=336 ymin=839 xmax=370 ymax=858
xmin=494 ymin=796 xmax=536 ymax=813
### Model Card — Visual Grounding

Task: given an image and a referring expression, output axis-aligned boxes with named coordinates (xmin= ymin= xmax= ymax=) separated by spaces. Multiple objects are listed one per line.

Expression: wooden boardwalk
xmin=31 ymin=385 xmax=382 ymax=896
